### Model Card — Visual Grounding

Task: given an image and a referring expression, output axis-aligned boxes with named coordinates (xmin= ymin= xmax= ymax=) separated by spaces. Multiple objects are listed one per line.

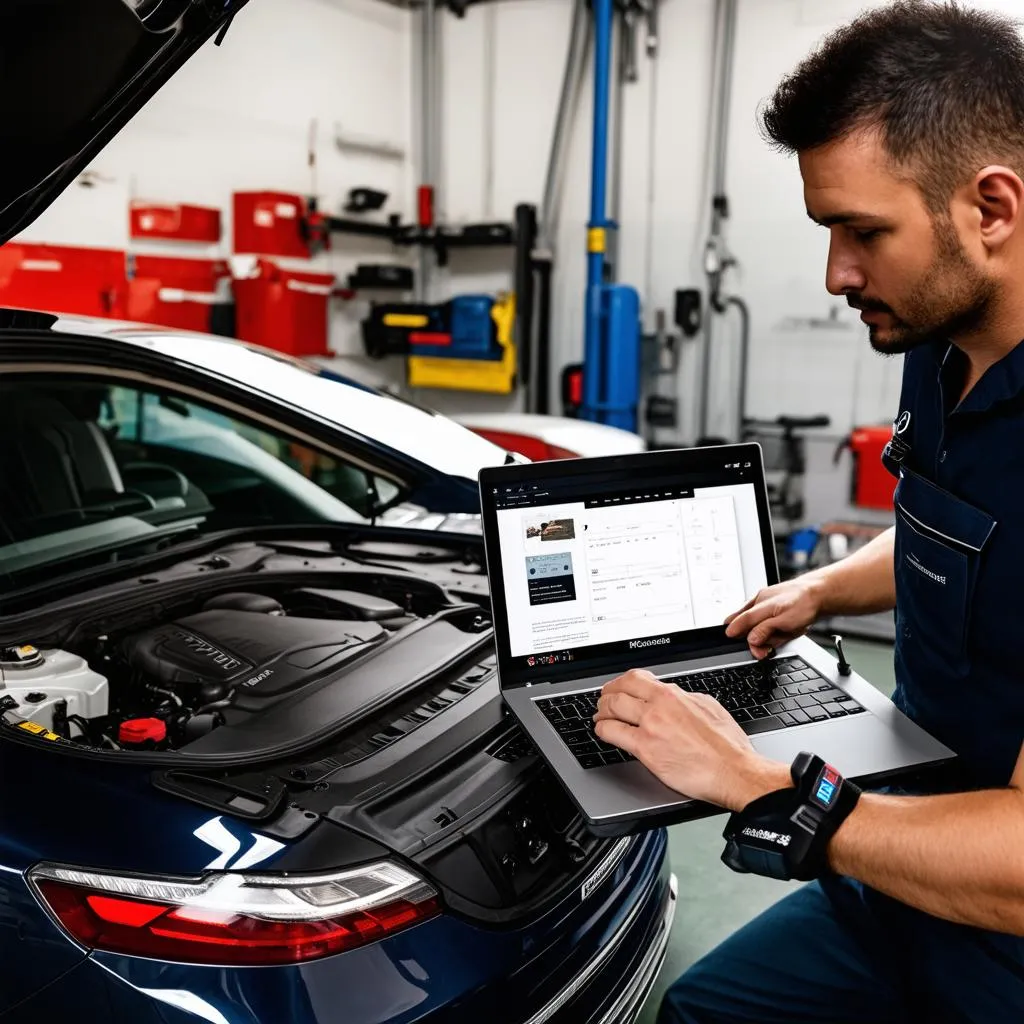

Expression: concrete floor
xmin=636 ymin=637 xmax=897 ymax=1023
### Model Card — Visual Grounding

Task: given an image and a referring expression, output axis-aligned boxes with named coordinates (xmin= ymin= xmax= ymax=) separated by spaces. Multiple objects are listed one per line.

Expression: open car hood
xmin=0 ymin=0 xmax=247 ymax=244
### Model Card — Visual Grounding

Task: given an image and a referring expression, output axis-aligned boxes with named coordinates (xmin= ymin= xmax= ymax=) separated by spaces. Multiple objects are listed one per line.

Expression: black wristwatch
xmin=721 ymin=751 xmax=861 ymax=881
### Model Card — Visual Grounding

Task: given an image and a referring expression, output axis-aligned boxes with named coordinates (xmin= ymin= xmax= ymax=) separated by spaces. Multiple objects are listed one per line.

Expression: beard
xmin=849 ymin=218 xmax=996 ymax=355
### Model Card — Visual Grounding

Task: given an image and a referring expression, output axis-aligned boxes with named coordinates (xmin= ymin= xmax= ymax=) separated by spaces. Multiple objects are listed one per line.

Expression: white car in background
xmin=451 ymin=412 xmax=646 ymax=461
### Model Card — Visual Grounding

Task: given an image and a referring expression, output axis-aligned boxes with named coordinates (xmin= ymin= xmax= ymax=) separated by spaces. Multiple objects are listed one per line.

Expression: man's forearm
xmin=810 ymin=526 xmax=896 ymax=617
xmin=828 ymin=787 xmax=1024 ymax=934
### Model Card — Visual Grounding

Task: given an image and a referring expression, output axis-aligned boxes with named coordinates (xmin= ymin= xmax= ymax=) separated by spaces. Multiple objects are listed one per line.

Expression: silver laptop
xmin=478 ymin=443 xmax=955 ymax=837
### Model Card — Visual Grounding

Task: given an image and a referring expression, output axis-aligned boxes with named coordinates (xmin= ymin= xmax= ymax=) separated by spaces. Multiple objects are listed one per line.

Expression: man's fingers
xmin=601 ymin=669 xmax=662 ymax=701
xmin=723 ymin=594 xmax=757 ymax=626
xmin=723 ymin=598 xmax=781 ymax=638
xmin=593 ymin=718 xmax=640 ymax=755
xmin=594 ymin=690 xmax=645 ymax=726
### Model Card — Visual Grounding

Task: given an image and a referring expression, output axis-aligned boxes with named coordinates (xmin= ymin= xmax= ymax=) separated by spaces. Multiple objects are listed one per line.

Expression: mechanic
xmin=594 ymin=3 xmax=1024 ymax=1022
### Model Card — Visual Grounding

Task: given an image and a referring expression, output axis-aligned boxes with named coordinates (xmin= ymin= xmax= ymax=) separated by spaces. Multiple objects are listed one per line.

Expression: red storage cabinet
xmin=130 ymin=202 xmax=222 ymax=244
xmin=232 ymin=258 xmax=335 ymax=356
xmin=0 ymin=243 xmax=127 ymax=318
xmin=233 ymin=192 xmax=310 ymax=258
xmin=127 ymin=255 xmax=230 ymax=333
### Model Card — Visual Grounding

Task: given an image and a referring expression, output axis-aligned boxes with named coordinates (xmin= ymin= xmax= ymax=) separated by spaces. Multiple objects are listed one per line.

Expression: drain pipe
xmin=696 ymin=0 xmax=739 ymax=443
xmin=539 ymin=0 xmax=591 ymax=256
xmin=579 ymin=0 xmax=613 ymax=424
xmin=533 ymin=0 xmax=590 ymax=415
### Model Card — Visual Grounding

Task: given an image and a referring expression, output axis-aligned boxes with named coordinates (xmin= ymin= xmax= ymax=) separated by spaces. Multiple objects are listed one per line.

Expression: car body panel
xmin=7 ymin=832 xmax=668 ymax=1024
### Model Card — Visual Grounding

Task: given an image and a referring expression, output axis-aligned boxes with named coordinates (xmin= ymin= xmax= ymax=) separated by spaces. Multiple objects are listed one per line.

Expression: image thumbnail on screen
xmin=525 ymin=551 xmax=576 ymax=606
xmin=525 ymin=518 xmax=576 ymax=543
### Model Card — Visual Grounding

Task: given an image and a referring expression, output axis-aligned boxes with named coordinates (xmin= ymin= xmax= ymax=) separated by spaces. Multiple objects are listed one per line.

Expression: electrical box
xmin=130 ymin=202 xmax=222 ymax=244
xmin=126 ymin=255 xmax=231 ymax=333
xmin=232 ymin=258 xmax=335 ymax=356
xmin=0 ymin=242 xmax=127 ymax=318
xmin=233 ymin=192 xmax=310 ymax=258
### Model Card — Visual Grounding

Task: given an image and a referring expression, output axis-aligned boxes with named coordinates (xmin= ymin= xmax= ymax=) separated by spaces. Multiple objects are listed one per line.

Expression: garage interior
xmin=0 ymin=0 xmax=1001 ymax=1020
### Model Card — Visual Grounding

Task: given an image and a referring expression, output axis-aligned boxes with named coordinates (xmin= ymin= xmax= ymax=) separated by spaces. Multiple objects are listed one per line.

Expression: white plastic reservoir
xmin=0 ymin=646 xmax=109 ymax=734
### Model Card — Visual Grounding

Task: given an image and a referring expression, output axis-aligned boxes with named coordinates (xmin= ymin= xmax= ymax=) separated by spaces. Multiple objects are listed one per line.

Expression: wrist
xmin=802 ymin=570 xmax=835 ymax=618
xmin=825 ymin=792 xmax=870 ymax=875
xmin=730 ymin=755 xmax=793 ymax=812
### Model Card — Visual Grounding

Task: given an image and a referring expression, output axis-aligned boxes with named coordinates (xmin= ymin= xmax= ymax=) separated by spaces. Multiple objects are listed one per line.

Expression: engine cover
xmin=122 ymin=609 xmax=387 ymax=706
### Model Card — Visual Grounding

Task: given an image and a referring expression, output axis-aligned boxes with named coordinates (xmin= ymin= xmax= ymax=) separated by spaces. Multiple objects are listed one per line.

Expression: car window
xmin=100 ymin=385 xmax=400 ymax=513
xmin=0 ymin=376 xmax=400 ymax=589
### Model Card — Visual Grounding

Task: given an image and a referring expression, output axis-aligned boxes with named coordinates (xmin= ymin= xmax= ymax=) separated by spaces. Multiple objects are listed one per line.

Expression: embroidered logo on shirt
xmin=885 ymin=410 xmax=913 ymax=465
xmin=907 ymin=552 xmax=947 ymax=585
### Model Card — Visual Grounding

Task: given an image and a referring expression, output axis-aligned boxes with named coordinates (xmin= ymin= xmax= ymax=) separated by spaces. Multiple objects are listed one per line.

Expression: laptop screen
xmin=479 ymin=445 xmax=778 ymax=686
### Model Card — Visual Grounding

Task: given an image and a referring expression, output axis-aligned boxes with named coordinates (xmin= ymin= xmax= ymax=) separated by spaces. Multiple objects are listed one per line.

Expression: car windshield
xmin=0 ymin=375 xmax=402 ymax=592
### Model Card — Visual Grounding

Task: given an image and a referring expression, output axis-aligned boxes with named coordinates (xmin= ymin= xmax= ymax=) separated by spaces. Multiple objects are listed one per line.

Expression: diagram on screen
xmin=682 ymin=496 xmax=746 ymax=623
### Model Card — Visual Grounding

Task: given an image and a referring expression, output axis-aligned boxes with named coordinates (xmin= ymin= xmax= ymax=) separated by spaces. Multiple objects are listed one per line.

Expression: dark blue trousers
xmin=658 ymin=876 xmax=1024 ymax=1023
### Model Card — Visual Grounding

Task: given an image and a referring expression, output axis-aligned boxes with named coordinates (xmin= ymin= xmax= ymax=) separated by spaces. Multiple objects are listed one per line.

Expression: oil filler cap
xmin=119 ymin=718 xmax=168 ymax=745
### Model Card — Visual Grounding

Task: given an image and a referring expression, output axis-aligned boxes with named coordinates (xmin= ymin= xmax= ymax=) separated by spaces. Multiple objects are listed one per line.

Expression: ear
xmin=973 ymin=166 xmax=1024 ymax=249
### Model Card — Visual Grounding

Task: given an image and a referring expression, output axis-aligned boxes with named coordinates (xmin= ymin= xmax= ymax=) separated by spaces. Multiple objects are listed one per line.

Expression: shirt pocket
xmin=893 ymin=470 xmax=996 ymax=671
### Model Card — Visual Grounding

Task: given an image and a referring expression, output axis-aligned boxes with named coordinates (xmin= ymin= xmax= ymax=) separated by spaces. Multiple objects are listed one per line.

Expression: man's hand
xmin=724 ymin=576 xmax=829 ymax=658
xmin=592 ymin=670 xmax=791 ymax=811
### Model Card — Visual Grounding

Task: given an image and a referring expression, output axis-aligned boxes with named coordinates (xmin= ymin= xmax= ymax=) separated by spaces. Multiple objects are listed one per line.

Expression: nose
xmin=825 ymin=235 xmax=867 ymax=296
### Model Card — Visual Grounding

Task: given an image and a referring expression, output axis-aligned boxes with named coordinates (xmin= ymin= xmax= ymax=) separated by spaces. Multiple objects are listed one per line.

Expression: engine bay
xmin=0 ymin=550 xmax=493 ymax=755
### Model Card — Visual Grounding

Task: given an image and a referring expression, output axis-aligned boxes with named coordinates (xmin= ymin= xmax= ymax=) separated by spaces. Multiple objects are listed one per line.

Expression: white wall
xmin=16 ymin=0 xmax=413 ymax=360
xmin=21 ymin=0 xmax=1021 ymax=440
xmin=428 ymin=0 xmax=1024 ymax=435
xmin=426 ymin=0 xmax=898 ymax=430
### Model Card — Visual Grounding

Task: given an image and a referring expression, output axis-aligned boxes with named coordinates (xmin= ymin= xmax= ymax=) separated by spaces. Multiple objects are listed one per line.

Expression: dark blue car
xmin=0 ymin=4 xmax=674 ymax=1018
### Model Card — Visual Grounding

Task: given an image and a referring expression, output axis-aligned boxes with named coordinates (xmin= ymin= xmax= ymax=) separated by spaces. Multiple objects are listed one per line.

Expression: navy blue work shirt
xmin=883 ymin=339 xmax=1024 ymax=789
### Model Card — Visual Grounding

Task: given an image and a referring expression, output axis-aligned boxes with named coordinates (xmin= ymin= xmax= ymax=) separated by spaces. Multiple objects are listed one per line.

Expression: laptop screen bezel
xmin=478 ymin=443 xmax=780 ymax=689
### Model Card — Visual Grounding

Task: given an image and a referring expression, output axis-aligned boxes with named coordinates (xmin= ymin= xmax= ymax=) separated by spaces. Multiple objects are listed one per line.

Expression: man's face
xmin=799 ymin=129 xmax=996 ymax=353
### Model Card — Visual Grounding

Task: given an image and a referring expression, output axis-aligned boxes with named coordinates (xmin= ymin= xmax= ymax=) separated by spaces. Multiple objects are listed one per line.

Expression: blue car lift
xmin=578 ymin=0 xmax=642 ymax=433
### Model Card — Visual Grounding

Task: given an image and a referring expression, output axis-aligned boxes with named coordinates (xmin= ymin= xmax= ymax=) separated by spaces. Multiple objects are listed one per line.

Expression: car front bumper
xmin=531 ymin=870 xmax=677 ymax=1024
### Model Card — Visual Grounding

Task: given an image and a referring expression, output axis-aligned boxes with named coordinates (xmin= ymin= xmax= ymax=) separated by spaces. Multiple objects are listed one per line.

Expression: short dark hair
xmin=760 ymin=0 xmax=1024 ymax=210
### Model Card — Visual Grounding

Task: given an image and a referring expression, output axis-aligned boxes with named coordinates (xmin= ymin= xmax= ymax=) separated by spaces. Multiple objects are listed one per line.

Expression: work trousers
xmin=658 ymin=875 xmax=1024 ymax=1023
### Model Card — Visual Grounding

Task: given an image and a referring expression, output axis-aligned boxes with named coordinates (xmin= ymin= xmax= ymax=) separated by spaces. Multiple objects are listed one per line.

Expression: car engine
xmin=0 ymin=584 xmax=447 ymax=752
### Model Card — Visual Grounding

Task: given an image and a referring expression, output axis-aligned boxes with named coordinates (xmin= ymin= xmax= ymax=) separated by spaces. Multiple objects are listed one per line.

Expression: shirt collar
xmin=940 ymin=338 xmax=1024 ymax=416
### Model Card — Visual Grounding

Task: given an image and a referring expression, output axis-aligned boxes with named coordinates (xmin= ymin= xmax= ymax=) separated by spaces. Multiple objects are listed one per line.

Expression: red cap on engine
xmin=118 ymin=718 xmax=167 ymax=745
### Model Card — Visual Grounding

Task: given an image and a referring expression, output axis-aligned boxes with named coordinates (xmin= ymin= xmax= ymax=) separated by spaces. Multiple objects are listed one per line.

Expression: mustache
xmin=847 ymin=295 xmax=893 ymax=314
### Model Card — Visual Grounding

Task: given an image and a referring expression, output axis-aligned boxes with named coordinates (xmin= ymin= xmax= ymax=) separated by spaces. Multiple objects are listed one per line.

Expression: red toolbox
xmin=233 ymin=192 xmax=310 ymax=258
xmin=0 ymin=242 xmax=127 ymax=318
xmin=838 ymin=425 xmax=896 ymax=510
xmin=130 ymin=202 xmax=222 ymax=244
xmin=127 ymin=255 xmax=231 ymax=333
xmin=232 ymin=258 xmax=335 ymax=356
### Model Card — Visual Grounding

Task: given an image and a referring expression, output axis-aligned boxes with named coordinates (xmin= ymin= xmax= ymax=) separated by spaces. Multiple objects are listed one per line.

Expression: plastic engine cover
xmin=122 ymin=609 xmax=388 ymax=706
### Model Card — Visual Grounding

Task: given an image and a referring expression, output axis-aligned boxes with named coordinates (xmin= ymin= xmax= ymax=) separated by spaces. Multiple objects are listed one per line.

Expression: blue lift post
xmin=579 ymin=0 xmax=642 ymax=432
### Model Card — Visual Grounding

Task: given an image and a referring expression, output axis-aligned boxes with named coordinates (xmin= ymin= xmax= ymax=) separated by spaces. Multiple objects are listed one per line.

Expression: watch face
xmin=812 ymin=764 xmax=841 ymax=809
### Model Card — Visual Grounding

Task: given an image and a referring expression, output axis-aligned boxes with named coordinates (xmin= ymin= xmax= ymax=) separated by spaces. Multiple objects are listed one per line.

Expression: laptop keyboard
xmin=535 ymin=657 xmax=866 ymax=770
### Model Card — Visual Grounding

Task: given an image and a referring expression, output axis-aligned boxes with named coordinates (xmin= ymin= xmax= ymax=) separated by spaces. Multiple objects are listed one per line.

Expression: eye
xmin=853 ymin=228 xmax=882 ymax=243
